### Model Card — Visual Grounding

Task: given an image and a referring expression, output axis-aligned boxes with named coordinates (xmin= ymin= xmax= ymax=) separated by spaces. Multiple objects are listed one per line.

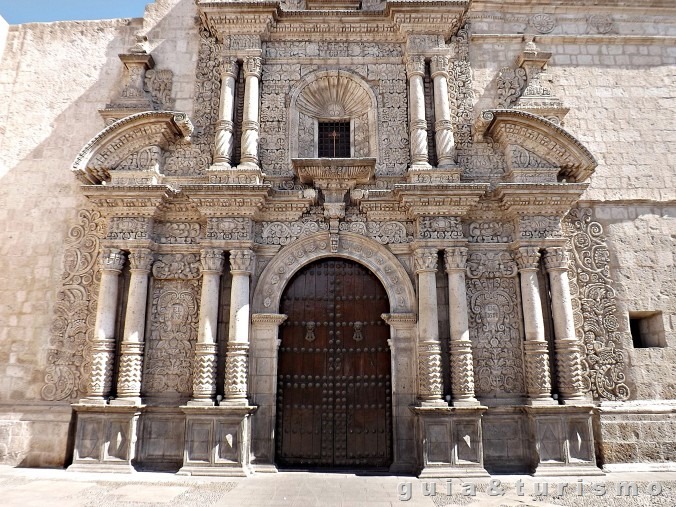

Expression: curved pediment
xmin=72 ymin=111 xmax=194 ymax=184
xmin=482 ymin=109 xmax=597 ymax=182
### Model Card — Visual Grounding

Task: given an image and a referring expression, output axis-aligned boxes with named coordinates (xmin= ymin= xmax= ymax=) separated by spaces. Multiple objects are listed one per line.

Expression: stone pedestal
xmin=412 ymin=406 xmax=489 ymax=478
xmin=177 ymin=406 xmax=257 ymax=476
xmin=525 ymin=405 xmax=603 ymax=476
xmin=69 ymin=404 xmax=142 ymax=473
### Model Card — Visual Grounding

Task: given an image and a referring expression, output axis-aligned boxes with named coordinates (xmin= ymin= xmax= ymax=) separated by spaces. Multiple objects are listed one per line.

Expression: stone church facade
xmin=0 ymin=0 xmax=674 ymax=476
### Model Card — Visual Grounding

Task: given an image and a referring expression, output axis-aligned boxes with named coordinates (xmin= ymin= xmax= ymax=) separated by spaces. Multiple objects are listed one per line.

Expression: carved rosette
xmin=88 ymin=339 xmax=116 ymax=398
xmin=450 ymin=340 xmax=476 ymax=400
xmin=444 ymin=247 xmax=468 ymax=272
xmin=524 ymin=340 xmax=552 ymax=399
xmin=192 ymin=343 xmax=218 ymax=400
xmin=515 ymin=247 xmax=541 ymax=271
xmin=129 ymin=248 xmax=154 ymax=272
xmin=417 ymin=342 xmax=443 ymax=401
xmin=224 ymin=342 xmax=249 ymax=400
xmin=413 ymin=248 xmax=438 ymax=273
xmin=201 ymin=249 xmax=225 ymax=274
xmin=116 ymin=342 xmax=144 ymax=397
xmin=230 ymin=249 xmax=254 ymax=275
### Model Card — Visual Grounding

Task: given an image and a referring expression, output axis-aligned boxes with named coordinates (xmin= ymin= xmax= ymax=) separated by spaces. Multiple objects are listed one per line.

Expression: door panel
xmin=276 ymin=259 xmax=392 ymax=468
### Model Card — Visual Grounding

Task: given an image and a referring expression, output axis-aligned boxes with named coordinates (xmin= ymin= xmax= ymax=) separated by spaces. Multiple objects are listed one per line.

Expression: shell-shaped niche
xmin=296 ymin=72 xmax=372 ymax=119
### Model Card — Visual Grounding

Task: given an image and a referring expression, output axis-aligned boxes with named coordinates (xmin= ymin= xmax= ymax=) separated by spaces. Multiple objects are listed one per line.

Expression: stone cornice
xmin=72 ymin=111 xmax=193 ymax=185
xmin=80 ymin=185 xmax=170 ymax=216
xmin=481 ymin=109 xmax=597 ymax=183
xmin=495 ymin=182 xmax=589 ymax=216
xmin=180 ymin=184 xmax=272 ymax=217
xmin=393 ymin=183 xmax=490 ymax=218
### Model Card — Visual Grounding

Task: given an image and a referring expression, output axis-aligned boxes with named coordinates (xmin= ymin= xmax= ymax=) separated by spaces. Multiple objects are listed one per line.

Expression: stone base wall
xmin=599 ymin=403 xmax=676 ymax=466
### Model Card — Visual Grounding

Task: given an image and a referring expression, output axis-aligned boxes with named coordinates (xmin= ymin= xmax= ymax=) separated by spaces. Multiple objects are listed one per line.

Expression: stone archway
xmin=249 ymin=232 xmax=418 ymax=473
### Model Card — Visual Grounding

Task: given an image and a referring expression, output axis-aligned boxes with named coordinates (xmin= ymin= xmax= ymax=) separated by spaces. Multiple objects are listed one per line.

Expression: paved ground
xmin=0 ymin=466 xmax=674 ymax=506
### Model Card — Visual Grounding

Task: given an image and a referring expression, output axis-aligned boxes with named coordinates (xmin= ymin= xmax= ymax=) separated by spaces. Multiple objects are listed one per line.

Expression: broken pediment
xmin=72 ymin=111 xmax=194 ymax=185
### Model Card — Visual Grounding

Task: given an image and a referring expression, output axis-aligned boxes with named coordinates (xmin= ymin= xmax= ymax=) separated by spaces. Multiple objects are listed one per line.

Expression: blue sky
xmin=0 ymin=1 xmax=150 ymax=24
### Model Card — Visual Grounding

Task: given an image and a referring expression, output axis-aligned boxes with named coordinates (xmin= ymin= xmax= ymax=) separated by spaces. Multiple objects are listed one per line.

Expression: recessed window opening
xmin=318 ymin=121 xmax=350 ymax=158
xmin=629 ymin=311 xmax=666 ymax=348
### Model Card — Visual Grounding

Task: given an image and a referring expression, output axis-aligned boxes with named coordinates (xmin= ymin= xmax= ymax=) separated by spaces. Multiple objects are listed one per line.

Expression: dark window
xmin=629 ymin=312 xmax=666 ymax=348
xmin=318 ymin=121 xmax=350 ymax=158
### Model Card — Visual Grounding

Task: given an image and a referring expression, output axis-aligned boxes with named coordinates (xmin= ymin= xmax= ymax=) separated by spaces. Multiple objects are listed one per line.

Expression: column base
xmin=417 ymin=399 xmax=449 ymax=408
xmin=452 ymin=398 xmax=481 ymax=408
xmin=411 ymin=405 xmax=489 ymax=478
xmin=109 ymin=397 xmax=143 ymax=407
xmin=525 ymin=397 xmax=558 ymax=406
xmin=185 ymin=399 xmax=217 ymax=407
xmin=407 ymin=163 xmax=461 ymax=183
xmin=178 ymin=405 xmax=257 ymax=477
xmin=524 ymin=404 xmax=603 ymax=476
xmin=69 ymin=404 xmax=143 ymax=473
xmin=78 ymin=397 xmax=108 ymax=406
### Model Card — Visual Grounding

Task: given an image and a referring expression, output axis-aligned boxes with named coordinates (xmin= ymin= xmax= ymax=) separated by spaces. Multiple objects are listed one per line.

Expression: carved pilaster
xmin=544 ymin=247 xmax=587 ymax=403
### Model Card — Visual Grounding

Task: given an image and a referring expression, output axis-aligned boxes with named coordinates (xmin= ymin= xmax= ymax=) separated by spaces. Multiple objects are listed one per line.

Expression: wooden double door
xmin=276 ymin=258 xmax=392 ymax=468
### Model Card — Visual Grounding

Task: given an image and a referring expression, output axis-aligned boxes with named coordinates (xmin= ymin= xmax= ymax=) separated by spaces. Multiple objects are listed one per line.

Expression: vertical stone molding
xmin=190 ymin=249 xmax=225 ymax=405
xmin=87 ymin=248 xmax=126 ymax=403
xmin=240 ymin=56 xmax=262 ymax=167
xmin=413 ymin=248 xmax=445 ymax=406
xmin=444 ymin=247 xmax=478 ymax=406
xmin=113 ymin=248 xmax=154 ymax=405
xmin=430 ymin=55 xmax=455 ymax=167
xmin=515 ymin=247 xmax=555 ymax=405
xmin=223 ymin=249 xmax=255 ymax=405
xmin=405 ymin=55 xmax=430 ymax=167
xmin=544 ymin=247 xmax=587 ymax=403
xmin=213 ymin=59 xmax=239 ymax=167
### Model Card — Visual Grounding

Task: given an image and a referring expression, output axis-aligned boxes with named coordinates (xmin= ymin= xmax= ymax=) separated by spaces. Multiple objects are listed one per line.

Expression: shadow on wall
xmin=0 ymin=0 xmax=195 ymax=468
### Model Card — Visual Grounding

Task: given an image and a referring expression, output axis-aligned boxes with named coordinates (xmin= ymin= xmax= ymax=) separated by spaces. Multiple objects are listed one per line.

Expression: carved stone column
xmin=213 ymin=59 xmax=239 ymax=167
xmin=515 ymin=247 xmax=555 ymax=405
xmin=239 ymin=56 xmax=262 ymax=167
xmin=223 ymin=249 xmax=254 ymax=405
xmin=86 ymin=248 xmax=126 ymax=403
xmin=444 ymin=247 xmax=478 ymax=406
xmin=112 ymin=248 xmax=153 ymax=406
xmin=414 ymin=248 xmax=445 ymax=406
xmin=544 ymin=247 xmax=587 ymax=403
xmin=405 ymin=55 xmax=430 ymax=168
xmin=189 ymin=249 xmax=225 ymax=406
xmin=430 ymin=55 xmax=455 ymax=167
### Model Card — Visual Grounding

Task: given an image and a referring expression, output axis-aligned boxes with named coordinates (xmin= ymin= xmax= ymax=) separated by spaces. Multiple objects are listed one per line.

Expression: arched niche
xmin=72 ymin=111 xmax=193 ymax=184
xmin=482 ymin=109 xmax=597 ymax=182
xmin=288 ymin=70 xmax=379 ymax=162
xmin=252 ymin=231 xmax=415 ymax=315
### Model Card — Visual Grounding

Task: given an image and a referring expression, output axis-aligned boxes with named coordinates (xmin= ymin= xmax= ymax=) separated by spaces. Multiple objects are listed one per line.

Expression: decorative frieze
xmin=152 ymin=254 xmax=201 ymax=280
xmin=418 ymin=216 xmax=462 ymax=240
xmin=154 ymin=222 xmax=201 ymax=244
xmin=467 ymin=220 xmax=514 ymax=243
xmin=108 ymin=217 xmax=151 ymax=241
xmin=339 ymin=220 xmax=412 ymax=244
xmin=466 ymin=251 xmax=518 ymax=279
xmin=206 ymin=218 xmax=252 ymax=241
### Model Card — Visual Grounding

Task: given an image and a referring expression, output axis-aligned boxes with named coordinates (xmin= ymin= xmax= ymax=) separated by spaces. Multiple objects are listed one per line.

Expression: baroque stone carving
xmin=468 ymin=221 xmax=514 ymax=243
xmin=530 ymin=13 xmax=556 ymax=34
xmin=414 ymin=248 xmax=438 ymax=272
xmin=588 ymin=15 xmax=615 ymax=34
xmin=563 ymin=208 xmax=630 ymax=401
xmin=258 ymin=219 xmax=328 ymax=245
xmin=418 ymin=216 xmax=462 ymax=240
xmin=107 ymin=217 xmax=151 ymax=240
xmin=144 ymin=69 xmax=175 ymax=110
xmin=42 ymin=210 xmax=106 ymax=401
xmin=497 ymin=67 xmax=527 ymax=108
xmin=143 ymin=281 xmax=200 ymax=395
xmin=519 ymin=215 xmax=563 ymax=239
xmin=152 ymin=254 xmax=201 ymax=280
xmin=154 ymin=222 xmax=201 ymax=244
xmin=339 ymin=220 xmax=412 ymax=244
xmin=206 ymin=218 xmax=251 ymax=241
xmin=466 ymin=251 xmax=518 ymax=278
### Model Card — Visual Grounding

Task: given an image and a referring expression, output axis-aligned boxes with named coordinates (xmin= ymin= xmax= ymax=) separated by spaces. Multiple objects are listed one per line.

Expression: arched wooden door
xmin=276 ymin=258 xmax=392 ymax=468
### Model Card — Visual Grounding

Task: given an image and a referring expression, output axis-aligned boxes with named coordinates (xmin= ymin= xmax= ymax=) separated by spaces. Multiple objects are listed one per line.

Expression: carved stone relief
xmin=467 ymin=220 xmax=515 ymax=243
xmin=152 ymin=254 xmax=201 ymax=280
xmin=417 ymin=216 xmax=462 ymax=240
xmin=256 ymin=219 xmax=329 ymax=245
xmin=339 ymin=220 xmax=412 ymax=244
xmin=42 ymin=210 xmax=105 ymax=401
xmin=144 ymin=69 xmax=175 ymax=110
xmin=518 ymin=215 xmax=563 ymax=240
xmin=206 ymin=218 xmax=251 ymax=241
xmin=143 ymin=280 xmax=200 ymax=396
xmin=466 ymin=250 xmax=524 ymax=396
xmin=154 ymin=222 xmax=202 ymax=244
xmin=563 ymin=208 xmax=630 ymax=401
xmin=107 ymin=217 xmax=151 ymax=240
xmin=497 ymin=67 xmax=527 ymax=109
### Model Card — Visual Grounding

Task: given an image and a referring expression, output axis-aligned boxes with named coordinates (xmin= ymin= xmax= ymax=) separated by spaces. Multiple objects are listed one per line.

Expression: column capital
xmin=414 ymin=248 xmax=438 ymax=273
xmin=405 ymin=54 xmax=425 ymax=78
xmin=543 ymin=247 xmax=569 ymax=271
xmin=515 ymin=246 xmax=541 ymax=271
xmin=128 ymin=248 xmax=154 ymax=272
xmin=243 ymin=56 xmax=262 ymax=78
xmin=101 ymin=248 xmax=125 ymax=272
xmin=230 ymin=248 xmax=255 ymax=274
xmin=444 ymin=247 xmax=468 ymax=272
xmin=221 ymin=57 xmax=239 ymax=79
xmin=251 ymin=313 xmax=288 ymax=327
xmin=201 ymin=248 xmax=225 ymax=274
xmin=430 ymin=55 xmax=450 ymax=78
